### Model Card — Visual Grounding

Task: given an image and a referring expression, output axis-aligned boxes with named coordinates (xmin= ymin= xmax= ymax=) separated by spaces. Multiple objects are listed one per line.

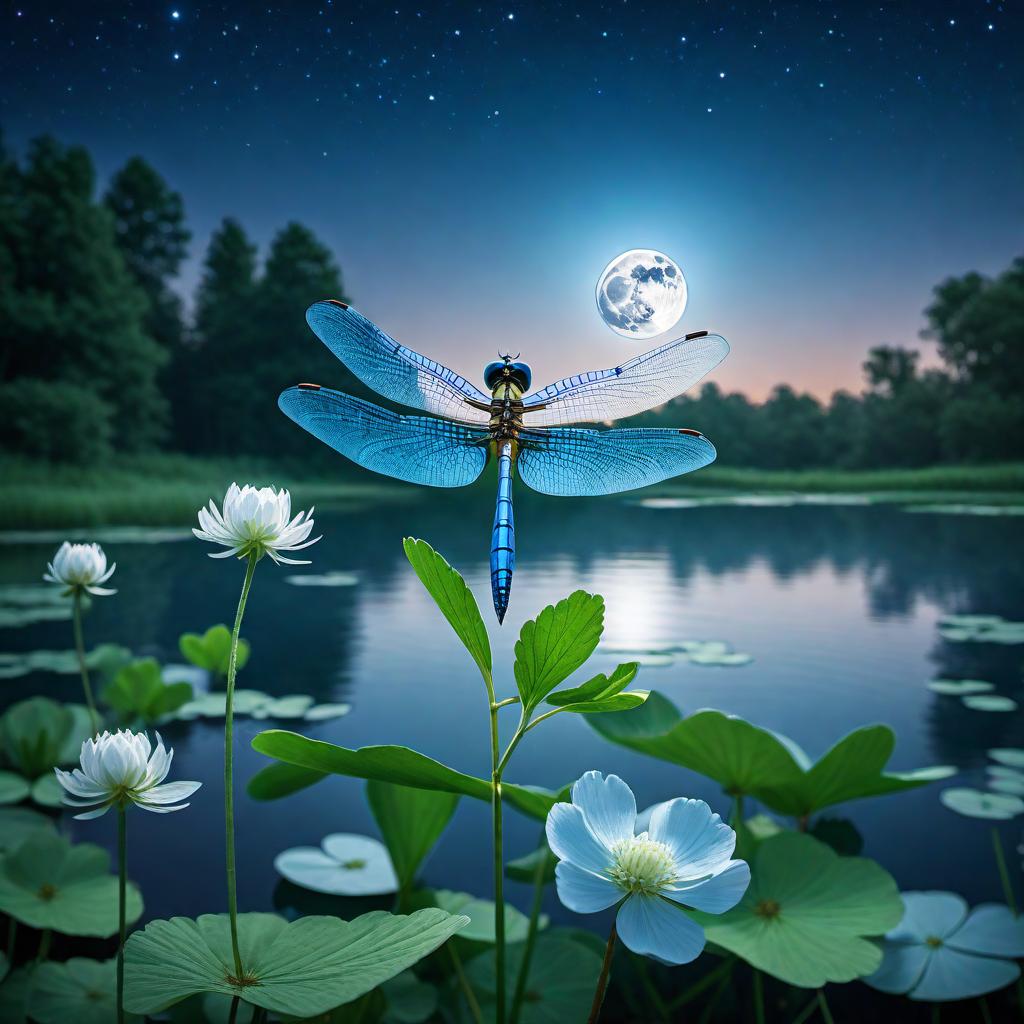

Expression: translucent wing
xmin=517 ymin=427 xmax=716 ymax=496
xmin=279 ymin=385 xmax=489 ymax=488
xmin=521 ymin=332 xmax=729 ymax=426
xmin=305 ymin=301 xmax=491 ymax=424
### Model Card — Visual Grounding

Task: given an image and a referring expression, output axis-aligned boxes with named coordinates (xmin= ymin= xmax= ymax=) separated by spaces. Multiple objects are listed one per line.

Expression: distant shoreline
xmin=0 ymin=455 xmax=1021 ymax=530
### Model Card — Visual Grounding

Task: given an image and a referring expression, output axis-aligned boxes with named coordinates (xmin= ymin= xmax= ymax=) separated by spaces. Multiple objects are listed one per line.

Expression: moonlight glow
xmin=596 ymin=249 xmax=688 ymax=340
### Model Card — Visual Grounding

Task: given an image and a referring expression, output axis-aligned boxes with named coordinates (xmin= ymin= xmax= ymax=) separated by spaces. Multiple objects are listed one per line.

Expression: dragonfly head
xmin=485 ymin=354 xmax=532 ymax=393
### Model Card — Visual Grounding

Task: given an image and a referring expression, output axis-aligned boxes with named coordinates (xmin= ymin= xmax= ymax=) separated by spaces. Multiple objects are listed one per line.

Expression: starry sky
xmin=2 ymin=1 xmax=1021 ymax=400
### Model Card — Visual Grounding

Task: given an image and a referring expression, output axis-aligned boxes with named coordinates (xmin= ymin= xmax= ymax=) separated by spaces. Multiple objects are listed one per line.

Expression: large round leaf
xmin=0 ymin=807 xmax=55 ymax=852
xmin=432 ymin=890 xmax=546 ymax=944
xmin=275 ymin=834 xmax=398 ymax=895
xmin=0 ymin=697 xmax=74 ymax=777
xmin=124 ymin=909 xmax=469 ymax=1017
xmin=695 ymin=832 xmax=903 ymax=988
xmin=0 ymin=830 xmax=143 ymax=936
xmin=0 ymin=771 xmax=30 ymax=805
xmin=28 ymin=958 xmax=140 ymax=1024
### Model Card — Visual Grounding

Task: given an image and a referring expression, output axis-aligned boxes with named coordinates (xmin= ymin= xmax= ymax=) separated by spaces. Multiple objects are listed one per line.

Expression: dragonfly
xmin=279 ymin=300 xmax=729 ymax=623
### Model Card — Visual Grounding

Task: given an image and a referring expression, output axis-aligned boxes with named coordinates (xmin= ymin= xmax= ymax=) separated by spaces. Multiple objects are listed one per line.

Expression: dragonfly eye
xmin=508 ymin=361 xmax=532 ymax=392
xmin=483 ymin=361 xmax=506 ymax=389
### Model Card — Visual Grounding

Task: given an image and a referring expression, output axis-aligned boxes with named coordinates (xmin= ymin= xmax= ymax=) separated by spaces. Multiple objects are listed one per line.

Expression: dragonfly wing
xmin=306 ymin=301 xmax=491 ymax=424
xmin=521 ymin=332 xmax=729 ymax=426
xmin=279 ymin=385 xmax=489 ymax=488
xmin=517 ymin=427 xmax=716 ymax=496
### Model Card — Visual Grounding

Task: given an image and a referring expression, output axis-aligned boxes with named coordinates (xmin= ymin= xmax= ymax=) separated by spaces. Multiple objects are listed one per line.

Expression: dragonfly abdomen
xmin=490 ymin=440 xmax=515 ymax=624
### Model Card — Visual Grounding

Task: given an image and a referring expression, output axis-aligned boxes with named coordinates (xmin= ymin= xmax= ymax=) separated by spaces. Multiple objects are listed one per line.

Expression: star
xmin=171 ymin=9 xmax=180 ymax=19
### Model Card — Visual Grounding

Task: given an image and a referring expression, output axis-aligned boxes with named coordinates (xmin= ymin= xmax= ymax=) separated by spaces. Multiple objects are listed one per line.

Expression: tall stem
xmin=72 ymin=589 xmax=99 ymax=735
xmin=753 ymin=968 xmax=765 ymax=1024
xmin=992 ymin=827 xmax=1018 ymax=915
xmin=816 ymin=988 xmax=835 ymax=1024
xmin=117 ymin=804 xmax=127 ymax=1024
xmin=509 ymin=833 xmax=549 ymax=1024
xmin=225 ymin=551 xmax=258 ymax=982
xmin=490 ymin=700 xmax=506 ymax=1024
xmin=586 ymin=920 xmax=617 ymax=1024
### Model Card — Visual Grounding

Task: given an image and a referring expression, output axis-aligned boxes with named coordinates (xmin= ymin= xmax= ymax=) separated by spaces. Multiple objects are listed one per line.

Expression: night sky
xmin=2 ymin=1 xmax=1021 ymax=399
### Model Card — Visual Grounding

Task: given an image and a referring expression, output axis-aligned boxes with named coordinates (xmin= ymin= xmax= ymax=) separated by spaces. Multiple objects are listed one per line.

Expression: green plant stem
xmin=117 ymin=804 xmax=127 ymax=1024
xmin=228 ymin=995 xmax=240 ymax=1024
xmin=5 ymin=917 xmax=15 ymax=955
xmin=979 ymin=997 xmax=993 ymax=1024
xmin=225 ymin=551 xmax=258 ymax=983
xmin=586 ymin=920 xmax=617 ymax=1024
xmin=992 ymin=827 xmax=1018 ymax=914
xmin=509 ymin=833 xmax=549 ymax=1024
xmin=448 ymin=942 xmax=483 ymax=1024
xmin=35 ymin=928 xmax=51 ymax=962
xmin=731 ymin=793 xmax=745 ymax=829
xmin=489 ymin=699 xmax=506 ymax=1024
xmin=753 ymin=968 xmax=765 ymax=1024
xmin=72 ymin=588 xmax=100 ymax=735
xmin=816 ymin=988 xmax=835 ymax=1024
xmin=790 ymin=995 xmax=818 ymax=1024
xmin=631 ymin=954 xmax=669 ymax=1022
xmin=930 ymin=1003 xmax=940 ymax=1024
xmin=667 ymin=957 xmax=734 ymax=1012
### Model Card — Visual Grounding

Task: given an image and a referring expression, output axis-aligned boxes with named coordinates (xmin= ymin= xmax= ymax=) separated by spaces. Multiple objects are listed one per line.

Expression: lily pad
xmin=962 ymin=695 xmax=1018 ymax=712
xmin=0 ymin=771 xmax=30 ymax=805
xmin=178 ymin=624 xmax=249 ymax=677
xmin=989 ymin=777 xmax=1024 ymax=796
xmin=0 ymin=697 xmax=83 ymax=777
xmin=284 ymin=572 xmax=359 ymax=587
xmin=0 ymin=807 xmax=56 ymax=852
xmin=28 ymin=958 xmax=139 ymax=1023
xmin=0 ymin=830 xmax=142 ymax=936
xmin=303 ymin=702 xmax=353 ymax=721
xmin=175 ymin=689 xmax=271 ymax=719
xmin=989 ymin=748 xmax=1024 ymax=769
xmin=251 ymin=695 xmax=315 ymax=719
xmin=433 ymin=889 xmax=545 ymax=944
xmin=695 ymin=832 xmax=903 ymax=988
xmin=101 ymin=658 xmax=193 ymax=725
xmin=462 ymin=931 xmax=602 ymax=1023
xmin=123 ymin=909 xmax=469 ymax=1017
xmin=30 ymin=773 xmax=63 ymax=808
xmin=927 ymin=680 xmax=994 ymax=696
xmin=940 ymin=788 xmax=1024 ymax=820
xmin=275 ymin=833 xmax=398 ymax=895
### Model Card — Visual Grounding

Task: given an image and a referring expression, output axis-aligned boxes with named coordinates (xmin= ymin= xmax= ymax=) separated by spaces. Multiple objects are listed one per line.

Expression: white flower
xmin=193 ymin=482 xmax=320 ymax=565
xmin=54 ymin=730 xmax=201 ymax=820
xmin=43 ymin=542 xmax=117 ymax=596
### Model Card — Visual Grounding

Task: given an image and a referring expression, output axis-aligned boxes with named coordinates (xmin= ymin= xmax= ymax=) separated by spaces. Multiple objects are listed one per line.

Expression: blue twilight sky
xmin=2 ymin=1 xmax=1021 ymax=399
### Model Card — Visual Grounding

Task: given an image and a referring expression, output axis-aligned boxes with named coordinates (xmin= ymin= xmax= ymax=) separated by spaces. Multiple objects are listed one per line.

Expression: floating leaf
xmin=962 ymin=695 xmax=1017 ymax=712
xmin=28 ymin=958 xmax=139 ymax=1024
xmin=590 ymin=692 xmax=953 ymax=818
xmin=251 ymin=695 xmax=314 ymax=719
xmin=178 ymin=625 xmax=249 ymax=676
xmin=514 ymin=591 xmax=604 ymax=713
xmin=989 ymin=777 xmax=1024 ymax=796
xmin=284 ymin=572 xmax=359 ymax=587
xmin=275 ymin=834 xmax=398 ymax=895
xmin=433 ymin=889 xmax=544 ymax=944
xmin=695 ymin=832 xmax=902 ymax=988
xmin=940 ymin=788 xmax=1024 ymax=820
xmin=367 ymin=781 xmax=458 ymax=890
xmin=0 ymin=771 xmax=30 ymax=805
xmin=304 ymin=702 xmax=353 ymax=721
xmin=124 ymin=909 xmax=469 ymax=1017
xmin=0 ymin=831 xmax=142 ymax=936
xmin=174 ymin=689 xmax=271 ymax=720
xmin=927 ymin=680 xmax=994 ymax=695
xmin=990 ymin=748 xmax=1024 ymax=769
xmin=404 ymin=538 xmax=491 ymax=684
xmin=251 ymin=730 xmax=558 ymax=821
xmin=463 ymin=931 xmax=602 ymax=1023
xmin=0 ymin=807 xmax=56 ymax=852
xmin=101 ymin=658 xmax=193 ymax=725
xmin=31 ymin=774 xmax=63 ymax=808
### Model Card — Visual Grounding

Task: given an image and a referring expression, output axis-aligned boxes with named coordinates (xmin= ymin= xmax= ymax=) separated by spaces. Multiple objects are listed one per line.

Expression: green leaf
xmin=0 ymin=807 xmax=56 ymax=852
xmin=696 ymin=832 xmax=903 ymax=988
xmin=0 ymin=771 xmax=30 ymax=805
xmin=248 ymin=761 xmax=327 ymax=800
xmin=0 ymin=831 xmax=142 ymax=936
xmin=432 ymin=890 xmax=545 ymax=944
xmin=252 ymin=731 xmax=557 ymax=821
xmin=124 ymin=909 xmax=469 ymax=1017
xmin=30 ymin=774 xmax=63 ymax=808
xmin=504 ymin=845 xmax=556 ymax=885
xmin=100 ymin=658 xmax=194 ymax=725
xmin=178 ymin=624 xmax=249 ymax=676
xmin=403 ymin=539 xmax=490 ymax=683
xmin=28 ymin=958 xmax=139 ymax=1024
xmin=381 ymin=970 xmax=437 ymax=1024
xmin=514 ymin=592 xmax=604 ymax=712
xmin=367 ymin=781 xmax=459 ymax=890
xmin=545 ymin=662 xmax=637 ymax=706
xmin=589 ymin=692 xmax=954 ymax=817
xmin=462 ymin=931 xmax=602 ymax=1023
xmin=0 ymin=697 xmax=75 ymax=777
xmin=547 ymin=692 xmax=649 ymax=715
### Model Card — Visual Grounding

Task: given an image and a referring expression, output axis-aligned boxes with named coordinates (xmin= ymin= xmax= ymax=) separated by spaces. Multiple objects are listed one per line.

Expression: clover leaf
xmin=178 ymin=624 xmax=249 ymax=677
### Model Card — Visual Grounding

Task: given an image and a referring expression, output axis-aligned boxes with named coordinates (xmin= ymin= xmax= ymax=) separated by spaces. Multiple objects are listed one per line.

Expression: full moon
xmin=595 ymin=249 xmax=688 ymax=339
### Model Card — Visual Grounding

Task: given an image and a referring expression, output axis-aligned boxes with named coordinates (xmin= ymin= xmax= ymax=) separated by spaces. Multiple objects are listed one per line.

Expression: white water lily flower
xmin=54 ymin=730 xmax=201 ymax=820
xmin=546 ymin=771 xmax=750 ymax=965
xmin=43 ymin=542 xmax=117 ymax=596
xmin=193 ymin=483 xmax=320 ymax=564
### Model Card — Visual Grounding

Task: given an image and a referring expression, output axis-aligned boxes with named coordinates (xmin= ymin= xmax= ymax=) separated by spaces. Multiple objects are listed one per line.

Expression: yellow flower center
xmin=608 ymin=834 xmax=677 ymax=895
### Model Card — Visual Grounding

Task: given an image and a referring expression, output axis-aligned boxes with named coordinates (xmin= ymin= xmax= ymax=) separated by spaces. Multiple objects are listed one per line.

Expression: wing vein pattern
xmin=279 ymin=386 xmax=489 ymax=488
xmin=521 ymin=333 xmax=729 ymax=426
xmin=517 ymin=427 xmax=716 ymax=496
xmin=306 ymin=301 xmax=491 ymax=424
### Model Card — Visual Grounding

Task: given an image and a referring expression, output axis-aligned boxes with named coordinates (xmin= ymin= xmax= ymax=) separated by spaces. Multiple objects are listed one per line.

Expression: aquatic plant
xmin=178 ymin=622 xmax=250 ymax=682
xmin=275 ymin=833 xmax=400 ymax=895
xmin=43 ymin=541 xmax=117 ymax=733
xmin=99 ymin=658 xmax=194 ymax=726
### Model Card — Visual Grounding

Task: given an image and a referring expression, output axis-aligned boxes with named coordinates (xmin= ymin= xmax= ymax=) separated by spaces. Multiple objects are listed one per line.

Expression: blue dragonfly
xmin=279 ymin=300 xmax=729 ymax=622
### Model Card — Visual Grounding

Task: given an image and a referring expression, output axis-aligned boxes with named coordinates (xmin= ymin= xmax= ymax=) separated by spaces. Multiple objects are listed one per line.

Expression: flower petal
xmin=616 ymin=893 xmax=707 ymax=965
xmin=546 ymin=802 xmax=613 ymax=874
xmin=73 ymin=803 xmax=114 ymax=820
xmin=948 ymin=903 xmax=1024 ymax=957
xmin=664 ymin=859 xmax=750 ymax=914
xmin=571 ymin=771 xmax=636 ymax=848
xmin=911 ymin=945 xmax=1020 ymax=1002
xmin=889 ymin=892 xmax=968 ymax=943
xmin=648 ymin=798 xmax=735 ymax=878
xmin=554 ymin=861 xmax=621 ymax=913
xmin=135 ymin=780 xmax=201 ymax=805
xmin=864 ymin=942 xmax=931 ymax=995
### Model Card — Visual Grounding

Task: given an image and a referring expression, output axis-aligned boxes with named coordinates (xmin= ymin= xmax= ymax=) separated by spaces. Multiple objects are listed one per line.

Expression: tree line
xmin=1 ymin=133 xmax=1021 ymax=468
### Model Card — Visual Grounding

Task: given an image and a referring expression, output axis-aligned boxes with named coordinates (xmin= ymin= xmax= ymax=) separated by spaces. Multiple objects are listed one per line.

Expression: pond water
xmin=2 ymin=491 xmax=1023 ymax=949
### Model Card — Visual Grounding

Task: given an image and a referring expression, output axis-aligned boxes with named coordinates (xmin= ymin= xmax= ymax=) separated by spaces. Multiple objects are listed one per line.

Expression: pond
xmin=2 ymin=490 xmax=1023 ymax=1014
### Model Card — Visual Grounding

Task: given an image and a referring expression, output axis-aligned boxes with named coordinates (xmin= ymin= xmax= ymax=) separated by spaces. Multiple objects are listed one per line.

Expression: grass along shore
xmin=0 ymin=455 xmax=1022 ymax=530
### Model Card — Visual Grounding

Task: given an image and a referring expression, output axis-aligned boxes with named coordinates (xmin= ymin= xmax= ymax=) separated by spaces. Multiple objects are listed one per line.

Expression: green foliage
xmin=543 ymin=662 xmax=647 ymax=714
xmin=0 ymin=771 xmax=30 ymax=805
xmin=431 ymin=889 xmax=544 ymax=944
xmin=100 ymin=657 xmax=193 ymax=724
xmin=366 ymin=780 xmax=459 ymax=890
xmin=504 ymin=844 xmax=557 ymax=885
xmin=589 ymin=691 xmax=953 ymax=818
xmin=178 ymin=624 xmax=250 ymax=677
xmin=0 ymin=807 xmax=55 ymax=852
xmin=250 ymin=731 xmax=558 ymax=820
xmin=0 ymin=696 xmax=89 ymax=778
xmin=513 ymin=592 xmax=604 ymax=713
xmin=403 ymin=538 xmax=491 ymax=684
xmin=123 ymin=909 xmax=469 ymax=1017
xmin=0 ymin=831 xmax=143 ymax=936
xmin=694 ymin=832 xmax=903 ymax=988
xmin=28 ymin=958 xmax=136 ymax=1024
